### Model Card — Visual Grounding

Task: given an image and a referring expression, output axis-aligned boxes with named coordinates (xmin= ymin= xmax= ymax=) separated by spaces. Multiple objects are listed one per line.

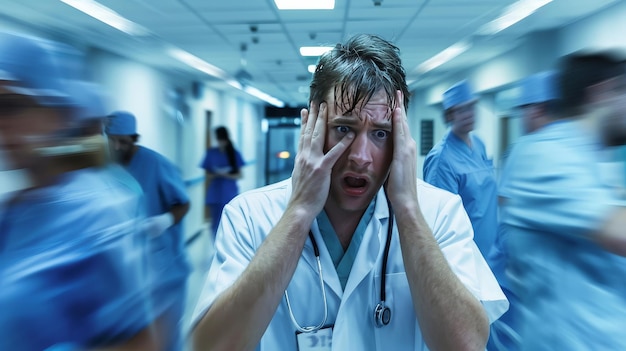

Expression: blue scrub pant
xmin=209 ymin=203 xmax=226 ymax=237
xmin=154 ymin=280 xmax=188 ymax=351
xmin=487 ymin=287 xmax=520 ymax=351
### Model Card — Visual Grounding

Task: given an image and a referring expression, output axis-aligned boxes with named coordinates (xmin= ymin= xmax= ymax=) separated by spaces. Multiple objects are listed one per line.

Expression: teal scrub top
xmin=317 ymin=199 xmax=376 ymax=290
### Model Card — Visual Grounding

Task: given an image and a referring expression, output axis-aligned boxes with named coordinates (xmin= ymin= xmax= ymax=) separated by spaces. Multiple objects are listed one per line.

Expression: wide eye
xmin=373 ymin=130 xmax=389 ymax=140
xmin=335 ymin=125 xmax=350 ymax=134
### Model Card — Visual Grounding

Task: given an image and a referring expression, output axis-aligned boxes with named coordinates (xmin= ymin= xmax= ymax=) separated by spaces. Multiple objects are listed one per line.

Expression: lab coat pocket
xmin=374 ymin=272 xmax=423 ymax=351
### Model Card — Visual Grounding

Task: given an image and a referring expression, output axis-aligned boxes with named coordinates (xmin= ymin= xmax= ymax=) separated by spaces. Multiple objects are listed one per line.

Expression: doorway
xmin=264 ymin=118 xmax=300 ymax=185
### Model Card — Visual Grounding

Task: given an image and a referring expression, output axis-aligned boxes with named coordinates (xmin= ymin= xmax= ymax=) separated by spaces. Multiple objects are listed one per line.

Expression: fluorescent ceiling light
xmin=170 ymin=48 xmax=284 ymax=107
xmin=224 ymin=81 xmax=285 ymax=107
xmin=300 ymin=46 xmax=333 ymax=56
xmin=169 ymin=48 xmax=230 ymax=80
xmin=60 ymin=0 xmax=149 ymax=36
xmin=307 ymin=64 xmax=316 ymax=73
xmin=275 ymin=0 xmax=334 ymax=10
xmin=478 ymin=0 xmax=552 ymax=35
xmin=415 ymin=40 xmax=472 ymax=75
xmin=243 ymin=86 xmax=285 ymax=107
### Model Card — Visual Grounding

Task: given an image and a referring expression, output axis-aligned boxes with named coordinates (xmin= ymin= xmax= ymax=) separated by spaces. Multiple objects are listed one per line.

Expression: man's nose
xmin=347 ymin=134 xmax=372 ymax=167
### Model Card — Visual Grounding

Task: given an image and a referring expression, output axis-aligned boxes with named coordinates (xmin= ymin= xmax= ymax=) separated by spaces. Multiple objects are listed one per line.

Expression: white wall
xmin=560 ymin=1 xmax=626 ymax=53
xmin=87 ymin=50 xmax=178 ymax=162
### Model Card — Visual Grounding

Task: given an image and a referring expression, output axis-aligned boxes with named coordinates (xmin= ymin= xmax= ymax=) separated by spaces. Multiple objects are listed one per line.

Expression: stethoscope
xmin=284 ymin=197 xmax=394 ymax=332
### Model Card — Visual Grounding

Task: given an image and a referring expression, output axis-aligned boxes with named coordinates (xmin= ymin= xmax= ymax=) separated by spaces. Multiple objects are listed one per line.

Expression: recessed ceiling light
xmin=274 ymin=0 xmax=334 ymax=10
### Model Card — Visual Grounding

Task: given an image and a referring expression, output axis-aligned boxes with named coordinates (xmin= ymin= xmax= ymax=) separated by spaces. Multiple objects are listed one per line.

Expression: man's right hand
xmin=289 ymin=101 xmax=354 ymax=218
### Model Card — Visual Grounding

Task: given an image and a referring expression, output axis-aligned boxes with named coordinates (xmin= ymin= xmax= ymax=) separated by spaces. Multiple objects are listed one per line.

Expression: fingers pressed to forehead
xmin=306 ymin=101 xmax=319 ymax=132
xmin=393 ymin=90 xmax=407 ymax=136
xmin=396 ymin=90 xmax=407 ymax=117
xmin=300 ymin=102 xmax=321 ymax=151
xmin=311 ymin=102 xmax=327 ymax=145
xmin=298 ymin=107 xmax=309 ymax=153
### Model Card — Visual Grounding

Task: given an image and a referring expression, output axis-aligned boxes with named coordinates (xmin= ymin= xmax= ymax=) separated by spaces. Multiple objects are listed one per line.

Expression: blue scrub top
xmin=0 ymin=168 xmax=152 ymax=350
xmin=423 ymin=131 xmax=498 ymax=258
xmin=126 ymin=146 xmax=190 ymax=290
xmin=501 ymin=120 xmax=626 ymax=350
xmin=200 ymin=147 xmax=245 ymax=205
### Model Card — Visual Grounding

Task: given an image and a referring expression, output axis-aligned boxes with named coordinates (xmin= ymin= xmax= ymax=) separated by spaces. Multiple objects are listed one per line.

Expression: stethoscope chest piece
xmin=374 ymin=302 xmax=391 ymax=327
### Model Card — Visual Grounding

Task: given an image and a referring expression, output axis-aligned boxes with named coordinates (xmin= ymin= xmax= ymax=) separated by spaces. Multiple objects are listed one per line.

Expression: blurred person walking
xmin=0 ymin=32 xmax=158 ymax=350
xmin=501 ymin=51 xmax=626 ymax=350
xmin=423 ymin=80 xmax=498 ymax=260
xmin=487 ymin=71 xmax=560 ymax=351
xmin=106 ymin=111 xmax=191 ymax=351
xmin=200 ymin=126 xmax=244 ymax=237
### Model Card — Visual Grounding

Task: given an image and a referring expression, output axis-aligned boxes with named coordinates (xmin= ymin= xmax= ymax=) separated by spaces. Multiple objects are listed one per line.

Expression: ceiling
xmin=0 ymin=0 xmax=620 ymax=107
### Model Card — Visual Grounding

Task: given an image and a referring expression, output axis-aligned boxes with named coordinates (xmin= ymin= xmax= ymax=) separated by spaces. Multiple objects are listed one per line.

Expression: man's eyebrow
xmin=329 ymin=116 xmax=360 ymax=125
xmin=372 ymin=120 xmax=393 ymax=129
xmin=329 ymin=116 xmax=392 ymax=129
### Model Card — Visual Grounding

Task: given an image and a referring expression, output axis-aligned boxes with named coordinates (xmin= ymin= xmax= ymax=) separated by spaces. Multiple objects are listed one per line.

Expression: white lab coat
xmin=193 ymin=178 xmax=507 ymax=351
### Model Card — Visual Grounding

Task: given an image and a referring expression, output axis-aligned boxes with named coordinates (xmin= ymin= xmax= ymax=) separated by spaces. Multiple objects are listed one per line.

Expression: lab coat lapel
xmin=342 ymin=190 xmax=388 ymax=299
xmin=300 ymin=220 xmax=343 ymax=299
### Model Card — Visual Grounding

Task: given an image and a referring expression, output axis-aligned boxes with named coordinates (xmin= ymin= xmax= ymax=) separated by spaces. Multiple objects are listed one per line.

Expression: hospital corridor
xmin=1 ymin=0 xmax=626 ymax=350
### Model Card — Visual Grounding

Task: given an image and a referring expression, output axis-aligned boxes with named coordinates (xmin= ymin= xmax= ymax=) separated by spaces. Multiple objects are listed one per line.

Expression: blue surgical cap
xmin=516 ymin=71 xmax=559 ymax=107
xmin=106 ymin=111 xmax=137 ymax=135
xmin=0 ymin=31 xmax=74 ymax=108
xmin=443 ymin=80 xmax=477 ymax=110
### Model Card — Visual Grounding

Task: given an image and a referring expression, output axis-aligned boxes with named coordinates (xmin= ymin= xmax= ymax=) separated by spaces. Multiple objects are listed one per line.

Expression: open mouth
xmin=345 ymin=176 xmax=367 ymax=188
xmin=343 ymin=176 xmax=368 ymax=195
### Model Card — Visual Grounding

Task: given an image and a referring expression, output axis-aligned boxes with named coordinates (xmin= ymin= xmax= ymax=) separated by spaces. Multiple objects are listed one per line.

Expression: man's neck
xmin=323 ymin=203 xmax=365 ymax=250
xmin=122 ymin=145 xmax=139 ymax=165
xmin=452 ymin=129 xmax=472 ymax=147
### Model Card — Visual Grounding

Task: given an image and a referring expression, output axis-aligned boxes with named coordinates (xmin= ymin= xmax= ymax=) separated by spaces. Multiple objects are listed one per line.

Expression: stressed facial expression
xmin=0 ymin=87 xmax=64 ymax=169
xmin=324 ymin=89 xmax=394 ymax=213
xmin=449 ymin=102 xmax=476 ymax=135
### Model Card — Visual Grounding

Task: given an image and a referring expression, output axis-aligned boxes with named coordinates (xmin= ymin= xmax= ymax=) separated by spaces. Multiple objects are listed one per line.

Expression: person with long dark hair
xmin=200 ymin=126 xmax=245 ymax=237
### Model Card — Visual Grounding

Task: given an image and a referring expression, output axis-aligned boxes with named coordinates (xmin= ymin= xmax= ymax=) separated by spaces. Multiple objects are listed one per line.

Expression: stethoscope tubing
xmin=285 ymin=196 xmax=394 ymax=332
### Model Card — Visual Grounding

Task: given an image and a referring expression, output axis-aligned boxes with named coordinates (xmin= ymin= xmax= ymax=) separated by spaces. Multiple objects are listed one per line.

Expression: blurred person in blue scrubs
xmin=106 ymin=111 xmax=191 ymax=351
xmin=487 ymin=71 xmax=560 ymax=351
xmin=423 ymin=80 xmax=498 ymax=260
xmin=501 ymin=50 xmax=626 ymax=350
xmin=0 ymin=32 xmax=158 ymax=350
xmin=191 ymin=34 xmax=507 ymax=351
xmin=200 ymin=126 xmax=244 ymax=237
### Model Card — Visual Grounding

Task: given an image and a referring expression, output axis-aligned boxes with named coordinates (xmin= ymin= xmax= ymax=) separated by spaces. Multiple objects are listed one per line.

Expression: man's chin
xmin=333 ymin=192 xmax=376 ymax=213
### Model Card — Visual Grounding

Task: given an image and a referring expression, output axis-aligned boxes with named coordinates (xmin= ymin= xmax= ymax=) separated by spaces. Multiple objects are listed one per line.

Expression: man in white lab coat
xmin=191 ymin=33 xmax=507 ymax=351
